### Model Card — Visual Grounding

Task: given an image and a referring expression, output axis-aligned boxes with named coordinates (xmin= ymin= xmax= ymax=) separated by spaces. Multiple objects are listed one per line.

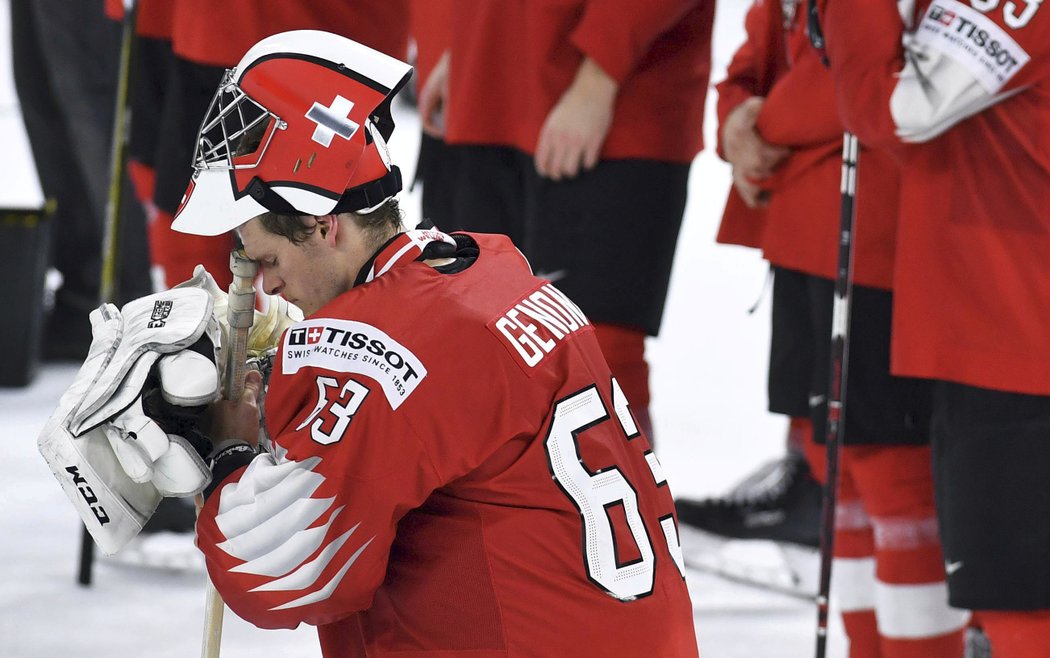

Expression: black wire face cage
xmin=194 ymin=69 xmax=284 ymax=171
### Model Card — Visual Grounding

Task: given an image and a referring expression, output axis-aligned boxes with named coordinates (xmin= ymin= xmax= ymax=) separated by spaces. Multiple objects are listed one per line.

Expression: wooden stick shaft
xmin=201 ymin=249 xmax=258 ymax=658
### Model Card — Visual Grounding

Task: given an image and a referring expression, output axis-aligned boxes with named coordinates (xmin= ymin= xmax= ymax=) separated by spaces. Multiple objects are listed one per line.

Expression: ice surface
xmin=0 ymin=0 xmax=850 ymax=655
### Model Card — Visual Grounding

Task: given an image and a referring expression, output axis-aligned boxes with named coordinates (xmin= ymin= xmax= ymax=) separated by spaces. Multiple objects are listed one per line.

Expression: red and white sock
xmin=850 ymin=446 xmax=968 ymax=658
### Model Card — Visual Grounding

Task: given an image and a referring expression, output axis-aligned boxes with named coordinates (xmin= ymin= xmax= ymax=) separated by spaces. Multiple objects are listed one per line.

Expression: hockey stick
xmin=199 ymin=248 xmax=259 ymax=658
xmin=99 ymin=0 xmax=137 ymax=306
xmin=79 ymin=0 xmax=138 ymax=588
xmin=804 ymin=4 xmax=860 ymax=655
xmin=814 ymin=133 xmax=858 ymax=658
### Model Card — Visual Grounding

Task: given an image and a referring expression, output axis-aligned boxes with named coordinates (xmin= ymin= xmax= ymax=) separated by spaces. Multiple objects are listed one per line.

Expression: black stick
xmin=78 ymin=0 xmax=139 ymax=588
xmin=814 ymin=132 xmax=859 ymax=658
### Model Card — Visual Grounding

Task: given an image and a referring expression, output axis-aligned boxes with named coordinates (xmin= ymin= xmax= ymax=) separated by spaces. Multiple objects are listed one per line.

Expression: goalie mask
xmin=172 ymin=30 xmax=413 ymax=236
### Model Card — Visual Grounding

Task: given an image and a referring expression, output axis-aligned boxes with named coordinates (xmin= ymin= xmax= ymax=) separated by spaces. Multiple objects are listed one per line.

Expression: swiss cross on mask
xmin=305 ymin=95 xmax=360 ymax=147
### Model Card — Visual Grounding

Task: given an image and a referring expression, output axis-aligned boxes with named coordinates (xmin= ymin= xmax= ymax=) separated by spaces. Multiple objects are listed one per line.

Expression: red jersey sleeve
xmin=137 ymin=0 xmax=175 ymax=40
xmin=820 ymin=0 xmax=910 ymax=151
xmin=196 ymin=332 xmax=444 ymax=630
xmin=569 ymin=0 xmax=704 ymax=82
xmin=713 ymin=0 xmax=783 ymax=248
xmin=823 ymin=0 xmax=1050 ymax=150
xmin=715 ymin=0 xmax=787 ymax=156
xmin=757 ymin=43 xmax=842 ymax=147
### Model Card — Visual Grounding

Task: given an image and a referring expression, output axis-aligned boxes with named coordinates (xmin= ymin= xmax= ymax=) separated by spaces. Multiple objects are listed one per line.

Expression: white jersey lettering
xmin=490 ymin=284 xmax=591 ymax=370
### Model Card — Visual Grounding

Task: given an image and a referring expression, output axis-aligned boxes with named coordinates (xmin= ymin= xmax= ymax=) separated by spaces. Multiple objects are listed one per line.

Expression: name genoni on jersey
xmin=282 ymin=319 xmax=426 ymax=410
xmin=489 ymin=283 xmax=590 ymax=370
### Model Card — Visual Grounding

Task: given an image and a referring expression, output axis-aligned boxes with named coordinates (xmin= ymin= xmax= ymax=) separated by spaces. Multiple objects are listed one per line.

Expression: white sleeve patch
xmin=214 ymin=452 xmax=377 ymax=606
xmin=250 ymin=524 xmax=360 ymax=592
xmin=913 ymin=0 xmax=1029 ymax=93
xmin=217 ymin=495 xmax=336 ymax=563
xmin=230 ymin=506 xmax=344 ymax=577
xmin=269 ymin=538 xmax=374 ymax=611
xmin=282 ymin=319 xmax=427 ymax=410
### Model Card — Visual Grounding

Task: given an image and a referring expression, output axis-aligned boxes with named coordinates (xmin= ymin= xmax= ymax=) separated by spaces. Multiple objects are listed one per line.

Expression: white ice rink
xmin=0 ymin=1 xmax=852 ymax=656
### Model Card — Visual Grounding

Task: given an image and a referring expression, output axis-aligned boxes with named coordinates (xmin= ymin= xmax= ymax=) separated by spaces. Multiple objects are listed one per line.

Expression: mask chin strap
xmin=245 ymin=166 xmax=402 ymax=216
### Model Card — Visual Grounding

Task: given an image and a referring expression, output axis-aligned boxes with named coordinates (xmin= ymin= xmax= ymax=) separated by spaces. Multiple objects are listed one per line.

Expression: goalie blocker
xmin=38 ymin=269 xmax=305 ymax=554
xmin=38 ymin=287 xmax=222 ymax=555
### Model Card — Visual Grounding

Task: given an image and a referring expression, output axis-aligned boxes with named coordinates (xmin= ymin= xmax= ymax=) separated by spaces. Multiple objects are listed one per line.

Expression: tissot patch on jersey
xmin=915 ymin=0 xmax=1030 ymax=93
xmin=282 ymin=319 xmax=426 ymax=410
xmin=488 ymin=283 xmax=591 ymax=373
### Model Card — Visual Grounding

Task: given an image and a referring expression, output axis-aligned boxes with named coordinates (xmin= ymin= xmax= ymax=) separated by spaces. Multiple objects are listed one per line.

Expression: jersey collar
xmin=354 ymin=228 xmax=458 ymax=287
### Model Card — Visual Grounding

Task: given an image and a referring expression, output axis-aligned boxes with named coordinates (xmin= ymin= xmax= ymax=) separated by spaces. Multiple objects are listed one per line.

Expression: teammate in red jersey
xmin=417 ymin=0 xmax=715 ymax=445
xmin=171 ymin=31 xmax=698 ymax=656
xmin=680 ymin=2 xmax=968 ymax=655
xmin=817 ymin=1 xmax=1050 ymax=655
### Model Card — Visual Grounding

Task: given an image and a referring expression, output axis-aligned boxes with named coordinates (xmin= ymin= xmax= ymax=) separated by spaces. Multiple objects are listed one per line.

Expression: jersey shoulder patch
xmin=281 ymin=319 xmax=426 ymax=410
xmin=914 ymin=0 xmax=1030 ymax=93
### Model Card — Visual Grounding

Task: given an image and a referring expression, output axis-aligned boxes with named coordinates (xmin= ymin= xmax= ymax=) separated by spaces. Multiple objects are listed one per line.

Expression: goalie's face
xmin=240 ymin=215 xmax=362 ymax=316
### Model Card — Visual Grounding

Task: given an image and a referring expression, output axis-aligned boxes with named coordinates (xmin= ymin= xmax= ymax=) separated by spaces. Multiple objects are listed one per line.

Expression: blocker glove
xmin=38 ymin=287 xmax=222 ymax=554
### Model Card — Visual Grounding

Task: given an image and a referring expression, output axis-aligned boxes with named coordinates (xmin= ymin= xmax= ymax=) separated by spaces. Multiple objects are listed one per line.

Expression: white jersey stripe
xmin=230 ymin=506 xmax=345 ymax=578
xmin=217 ymin=455 xmax=324 ymax=521
xmin=218 ymin=496 xmax=337 ymax=562
xmin=270 ymin=538 xmax=375 ymax=611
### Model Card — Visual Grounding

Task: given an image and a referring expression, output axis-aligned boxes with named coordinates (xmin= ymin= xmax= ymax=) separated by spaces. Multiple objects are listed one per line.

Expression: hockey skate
xmin=676 ymin=452 xmax=822 ymax=599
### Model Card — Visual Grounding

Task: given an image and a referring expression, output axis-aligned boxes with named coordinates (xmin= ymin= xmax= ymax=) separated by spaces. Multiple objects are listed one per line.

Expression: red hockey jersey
xmin=171 ymin=0 xmax=410 ymax=68
xmin=716 ymin=0 xmax=900 ymax=289
xmin=196 ymin=232 xmax=698 ymax=657
xmin=823 ymin=0 xmax=1050 ymax=394
xmin=409 ymin=0 xmax=455 ymax=90
xmin=443 ymin=0 xmax=714 ymax=163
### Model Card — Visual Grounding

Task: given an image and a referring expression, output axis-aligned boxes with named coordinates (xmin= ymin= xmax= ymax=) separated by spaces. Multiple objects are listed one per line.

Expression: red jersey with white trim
xmin=823 ymin=0 xmax=1050 ymax=394
xmin=196 ymin=232 xmax=698 ymax=657
xmin=716 ymin=0 xmax=900 ymax=289
xmin=444 ymin=0 xmax=714 ymax=163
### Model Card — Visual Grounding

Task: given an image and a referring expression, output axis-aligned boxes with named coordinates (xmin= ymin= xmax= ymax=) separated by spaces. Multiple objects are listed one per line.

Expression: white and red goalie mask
xmin=172 ymin=30 xmax=413 ymax=236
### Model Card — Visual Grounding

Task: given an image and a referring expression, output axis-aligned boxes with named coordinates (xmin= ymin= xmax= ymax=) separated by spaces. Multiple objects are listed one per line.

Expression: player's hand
xmin=535 ymin=58 xmax=618 ymax=181
xmin=206 ymin=370 xmax=263 ymax=448
xmin=722 ymin=97 xmax=790 ymax=180
xmin=419 ymin=51 xmax=450 ymax=138
xmin=732 ymin=168 xmax=771 ymax=209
